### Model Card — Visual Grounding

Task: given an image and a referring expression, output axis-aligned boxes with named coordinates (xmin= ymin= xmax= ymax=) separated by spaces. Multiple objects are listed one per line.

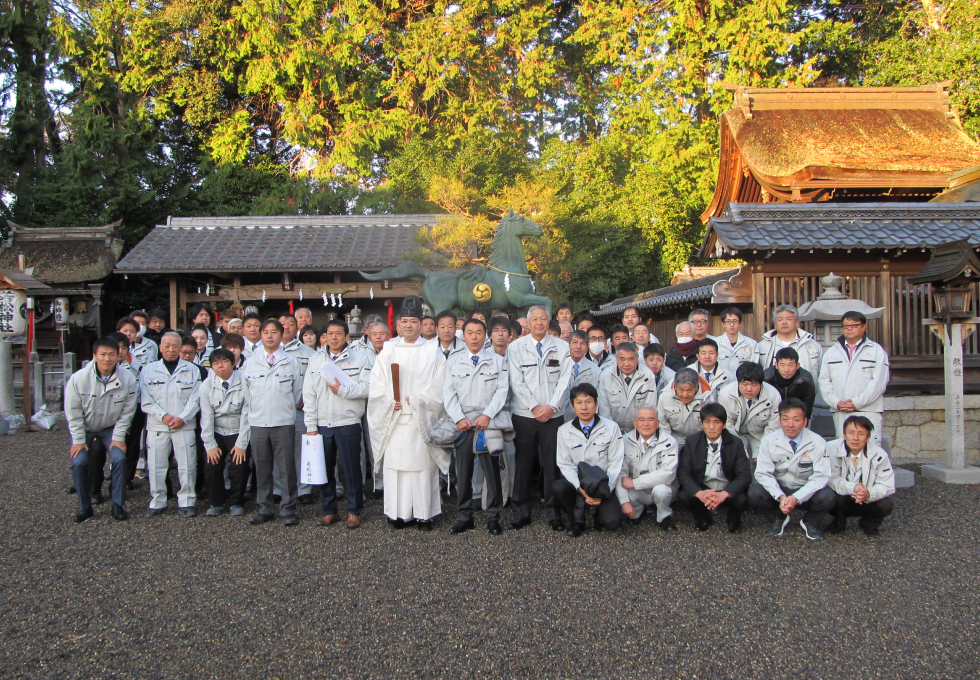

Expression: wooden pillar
xmin=169 ymin=277 xmax=179 ymax=331
xmin=233 ymin=276 xmax=242 ymax=305
xmin=879 ymin=265 xmax=892 ymax=355
xmin=177 ymin=278 xmax=186 ymax=330
xmin=752 ymin=266 xmax=766 ymax=339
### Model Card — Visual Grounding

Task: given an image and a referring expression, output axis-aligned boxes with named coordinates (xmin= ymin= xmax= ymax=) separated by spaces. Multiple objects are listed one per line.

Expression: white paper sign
xmin=319 ymin=360 xmax=354 ymax=387
xmin=300 ymin=434 xmax=327 ymax=485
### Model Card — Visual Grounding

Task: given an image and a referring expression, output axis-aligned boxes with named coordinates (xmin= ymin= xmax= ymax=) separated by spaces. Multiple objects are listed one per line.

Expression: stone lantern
xmin=908 ymin=240 xmax=980 ymax=484
xmin=798 ymin=273 xmax=885 ymax=349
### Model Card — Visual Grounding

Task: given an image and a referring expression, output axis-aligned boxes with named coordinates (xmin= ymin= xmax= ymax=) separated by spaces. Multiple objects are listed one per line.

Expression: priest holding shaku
xmin=367 ymin=295 xmax=449 ymax=530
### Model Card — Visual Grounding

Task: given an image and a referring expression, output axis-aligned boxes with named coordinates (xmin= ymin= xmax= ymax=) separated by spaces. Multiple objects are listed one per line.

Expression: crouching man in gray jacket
xmin=554 ymin=383 xmax=626 ymax=537
xmin=616 ymin=406 xmax=678 ymax=531
xmin=64 ymin=336 xmax=139 ymax=523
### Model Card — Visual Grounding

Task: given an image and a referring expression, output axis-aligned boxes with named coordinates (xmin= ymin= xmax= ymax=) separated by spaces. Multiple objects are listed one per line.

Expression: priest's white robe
xmin=368 ymin=336 xmax=449 ymax=520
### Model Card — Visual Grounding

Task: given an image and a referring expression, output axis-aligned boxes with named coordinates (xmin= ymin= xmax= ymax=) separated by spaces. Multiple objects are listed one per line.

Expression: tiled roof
xmin=1 ymin=221 xmax=123 ymax=284
xmin=701 ymin=202 xmax=980 ymax=259
xmin=115 ymin=214 xmax=445 ymax=273
xmin=591 ymin=269 xmax=739 ymax=317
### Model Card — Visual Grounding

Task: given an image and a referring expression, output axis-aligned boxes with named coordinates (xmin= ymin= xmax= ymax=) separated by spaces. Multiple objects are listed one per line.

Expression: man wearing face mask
xmin=586 ymin=327 xmax=612 ymax=370
xmin=665 ymin=321 xmax=699 ymax=372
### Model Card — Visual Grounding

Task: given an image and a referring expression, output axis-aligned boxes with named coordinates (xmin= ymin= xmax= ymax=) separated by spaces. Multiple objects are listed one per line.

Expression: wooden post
xmin=177 ymin=278 xmax=186 ymax=330
xmin=879 ymin=265 xmax=892 ymax=355
xmin=169 ymin=277 xmax=179 ymax=331
xmin=752 ymin=267 xmax=766 ymax=339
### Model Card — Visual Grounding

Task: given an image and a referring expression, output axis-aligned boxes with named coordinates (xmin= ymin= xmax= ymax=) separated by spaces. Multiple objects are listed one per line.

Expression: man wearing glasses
xmin=713 ymin=307 xmax=757 ymax=376
xmin=688 ymin=309 xmax=712 ymax=342
xmin=817 ymin=311 xmax=890 ymax=443
xmin=616 ymin=407 xmax=679 ymax=531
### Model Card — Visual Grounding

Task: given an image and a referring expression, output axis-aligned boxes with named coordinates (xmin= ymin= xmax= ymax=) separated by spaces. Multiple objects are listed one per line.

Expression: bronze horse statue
xmin=359 ymin=210 xmax=553 ymax=316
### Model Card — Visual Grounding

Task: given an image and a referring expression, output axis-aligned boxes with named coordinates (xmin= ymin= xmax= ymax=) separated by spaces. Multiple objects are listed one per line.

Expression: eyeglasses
xmin=842 ymin=323 xmax=866 ymax=330
xmin=723 ymin=319 xmax=740 ymax=325
xmin=635 ymin=417 xmax=659 ymax=423
xmin=691 ymin=319 xmax=708 ymax=325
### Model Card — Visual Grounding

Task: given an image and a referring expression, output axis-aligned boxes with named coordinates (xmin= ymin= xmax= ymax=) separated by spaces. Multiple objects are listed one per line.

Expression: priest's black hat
xmin=399 ymin=295 xmax=424 ymax=320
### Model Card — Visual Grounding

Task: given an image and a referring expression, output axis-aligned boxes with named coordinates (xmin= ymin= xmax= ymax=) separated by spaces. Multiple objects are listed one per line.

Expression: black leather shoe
xmin=111 ymin=504 xmax=128 ymax=521
xmin=297 ymin=494 xmax=313 ymax=505
xmin=283 ymin=515 xmax=299 ymax=526
xmin=862 ymin=526 xmax=881 ymax=537
xmin=659 ymin=516 xmax=678 ymax=532
xmin=549 ymin=519 xmax=566 ymax=532
xmin=92 ymin=492 xmax=105 ymax=505
xmin=388 ymin=518 xmax=405 ymax=530
xmin=629 ymin=517 xmax=643 ymax=526
xmin=73 ymin=508 xmax=93 ymax=524
xmin=695 ymin=520 xmax=711 ymax=532
xmin=417 ymin=519 xmax=432 ymax=532
xmin=249 ymin=513 xmax=275 ymax=525
xmin=178 ymin=507 xmax=197 ymax=518
xmin=369 ymin=490 xmax=385 ymax=499
xmin=144 ymin=508 xmax=165 ymax=518
xmin=66 ymin=486 xmax=76 ymax=495
xmin=488 ymin=520 xmax=502 ymax=535
xmin=727 ymin=520 xmax=742 ymax=534
xmin=565 ymin=523 xmax=584 ymax=537
xmin=510 ymin=517 xmax=531 ymax=530
xmin=272 ymin=494 xmax=282 ymax=504
xmin=126 ymin=481 xmax=136 ymax=491
xmin=450 ymin=519 xmax=474 ymax=534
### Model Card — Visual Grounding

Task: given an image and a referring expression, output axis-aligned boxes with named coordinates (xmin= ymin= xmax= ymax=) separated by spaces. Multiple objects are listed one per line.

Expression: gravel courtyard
xmin=1 ymin=427 xmax=978 ymax=679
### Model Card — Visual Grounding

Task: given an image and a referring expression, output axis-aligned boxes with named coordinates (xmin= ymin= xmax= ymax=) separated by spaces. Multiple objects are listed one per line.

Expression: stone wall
xmin=882 ymin=395 xmax=980 ymax=464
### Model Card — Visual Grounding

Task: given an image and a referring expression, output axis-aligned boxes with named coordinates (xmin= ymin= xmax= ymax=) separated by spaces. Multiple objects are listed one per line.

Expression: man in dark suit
xmin=677 ymin=402 xmax=752 ymax=533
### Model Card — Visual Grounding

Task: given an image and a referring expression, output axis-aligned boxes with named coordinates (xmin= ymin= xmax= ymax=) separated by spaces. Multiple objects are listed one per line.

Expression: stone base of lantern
xmin=920 ymin=464 xmax=980 ymax=485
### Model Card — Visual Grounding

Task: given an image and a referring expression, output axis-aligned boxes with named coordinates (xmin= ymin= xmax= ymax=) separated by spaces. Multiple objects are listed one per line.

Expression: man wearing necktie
xmin=241 ymin=312 xmax=263 ymax=358
xmin=564 ymin=330 xmax=600 ymax=423
xmin=199 ymin=349 xmax=251 ymax=517
xmin=598 ymin=342 xmax=658 ymax=432
xmin=677 ymin=403 xmax=752 ymax=533
xmin=715 ymin=362 xmax=781 ymax=463
xmin=617 ymin=406 xmax=679 ymax=531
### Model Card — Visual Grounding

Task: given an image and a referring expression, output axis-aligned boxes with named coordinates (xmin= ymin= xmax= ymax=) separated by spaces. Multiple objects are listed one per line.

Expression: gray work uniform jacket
xmin=443 ymin=348 xmax=511 ymax=429
xmin=827 ymin=439 xmax=896 ymax=502
xmin=597 ymin=365 xmax=658 ymax=433
xmin=754 ymin=428 xmax=830 ymax=502
xmin=715 ymin=382 xmax=781 ymax=444
xmin=140 ymin=359 xmax=202 ymax=432
xmin=199 ymin=370 xmax=251 ymax=451
xmin=564 ymin=358 xmax=602 ymax=420
xmin=753 ymin=329 xmax=822 ymax=375
xmin=242 ymin=338 xmax=263 ymax=359
xmin=696 ymin=362 xmax=733 ymax=399
xmin=303 ymin=345 xmax=372 ymax=430
xmin=129 ymin=337 xmax=159 ymax=372
xmin=652 ymin=365 xmax=675 ymax=397
xmin=64 ymin=362 xmax=139 ymax=446
xmin=713 ymin=333 xmax=757 ymax=377
xmin=507 ymin=334 xmax=572 ymax=420
xmin=615 ymin=429 xmax=678 ymax=504
xmin=657 ymin=384 xmax=712 ymax=448
xmin=243 ymin=349 xmax=303 ymax=428
xmin=282 ymin=338 xmax=316 ymax=377
xmin=556 ymin=416 xmax=625 ymax=492
xmin=818 ymin=336 xmax=890 ymax=414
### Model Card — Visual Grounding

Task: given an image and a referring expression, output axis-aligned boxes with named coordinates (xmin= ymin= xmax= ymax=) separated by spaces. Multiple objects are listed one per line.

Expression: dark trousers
xmin=748 ymin=482 xmax=835 ymax=527
xmin=195 ymin=422 xmax=207 ymax=495
xmin=252 ymin=425 xmax=297 ymax=517
xmin=832 ymin=494 xmax=894 ymax=531
xmin=512 ymin=414 xmax=562 ymax=523
xmin=679 ymin=486 xmax=747 ymax=526
xmin=318 ymin=423 xmax=364 ymax=516
xmin=73 ymin=428 xmax=126 ymax=512
xmin=455 ymin=430 xmax=503 ymax=522
xmin=552 ymin=478 xmax=622 ymax=530
xmin=124 ymin=410 xmax=146 ymax=483
xmin=204 ymin=432 xmax=251 ymax=508
xmin=87 ymin=435 xmax=108 ymax=496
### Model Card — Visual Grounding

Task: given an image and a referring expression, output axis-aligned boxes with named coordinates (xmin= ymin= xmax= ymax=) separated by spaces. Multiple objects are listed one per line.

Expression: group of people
xmin=63 ymin=296 xmax=896 ymax=540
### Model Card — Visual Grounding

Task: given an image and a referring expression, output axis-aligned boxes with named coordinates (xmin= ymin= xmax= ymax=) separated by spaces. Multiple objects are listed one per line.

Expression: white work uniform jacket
xmin=243 ymin=349 xmax=303 ymax=428
xmin=713 ymin=333 xmax=757 ymax=376
xmin=282 ymin=338 xmax=316 ymax=377
xmin=556 ymin=416 xmax=625 ymax=493
xmin=129 ymin=337 xmax=159 ymax=372
xmin=303 ymin=345 xmax=373 ymax=430
xmin=715 ymin=381 xmax=781 ymax=445
xmin=64 ymin=362 xmax=139 ymax=445
xmin=443 ymin=348 xmax=511 ymax=433
xmin=199 ymin=370 xmax=251 ymax=451
xmin=652 ymin=365 xmax=675 ymax=397
xmin=753 ymin=328 xmax=822 ymax=375
xmin=242 ymin=338 xmax=263 ymax=358
xmin=817 ymin=336 xmax=890 ymax=414
xmin=696 ymin=362 xmax=732 ymax=398
xmin=507 ymin=334 xmax=572 ymax=420
xmin=615 ymin=428 xmax=678 ymax=504
xmin=657 ymin=383 xmax=712 ymax=447
xmin=436 ymin=337 xmax=467 ymax=363
xmin=597 ymin=365 xmax=658 ymax=433
xmin=754 ymin=428 xmax=830 ymax=502
xmin=827 ymin=439 xmax=896 ymax=502
xmin=565 ymin=357 xmax=601 ymax=420
xmin=140 ymin=359 xmax=202 ymax=432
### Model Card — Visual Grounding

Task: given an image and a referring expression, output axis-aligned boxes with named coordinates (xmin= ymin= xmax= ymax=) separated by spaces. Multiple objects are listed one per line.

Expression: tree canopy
xmin=1 ymin=0 xmax=977 ymax=310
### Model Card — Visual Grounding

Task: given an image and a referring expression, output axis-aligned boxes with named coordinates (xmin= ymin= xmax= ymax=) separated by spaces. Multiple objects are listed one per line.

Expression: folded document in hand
xmin=320 ymin=360 xmax=355 ymax=387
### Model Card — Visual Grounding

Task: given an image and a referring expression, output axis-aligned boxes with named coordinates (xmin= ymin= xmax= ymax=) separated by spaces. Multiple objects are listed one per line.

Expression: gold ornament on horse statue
xmin=473 ymin=283 xmax=492 ymax=302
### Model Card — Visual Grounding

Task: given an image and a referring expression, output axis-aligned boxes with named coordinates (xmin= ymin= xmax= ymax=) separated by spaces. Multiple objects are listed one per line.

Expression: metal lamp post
xmin=909 ymin=240 xmax=980 ymax=484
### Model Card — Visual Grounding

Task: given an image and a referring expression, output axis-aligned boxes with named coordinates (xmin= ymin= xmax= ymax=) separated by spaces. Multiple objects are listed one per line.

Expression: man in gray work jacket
xmin=64 ymin=336 xmax=139 ymax=523
xmin=199 ymin=348 xmax=251 ymax=517
xmin=508 ymin=305 xmax=573 ymax=531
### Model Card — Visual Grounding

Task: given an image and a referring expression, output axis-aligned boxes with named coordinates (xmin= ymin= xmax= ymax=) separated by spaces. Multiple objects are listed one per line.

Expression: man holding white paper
xmin=304 ymin=319 xmax=373 ymax=529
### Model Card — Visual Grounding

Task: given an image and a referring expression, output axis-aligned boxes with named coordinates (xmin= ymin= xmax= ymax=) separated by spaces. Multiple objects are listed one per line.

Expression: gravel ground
xmin=1 ymin=427 xmax=979 ymax=679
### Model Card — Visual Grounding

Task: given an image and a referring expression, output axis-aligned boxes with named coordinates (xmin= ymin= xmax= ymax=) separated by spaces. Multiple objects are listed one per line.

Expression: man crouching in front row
xmin=553 ymin=384 xmax=625 ymax=537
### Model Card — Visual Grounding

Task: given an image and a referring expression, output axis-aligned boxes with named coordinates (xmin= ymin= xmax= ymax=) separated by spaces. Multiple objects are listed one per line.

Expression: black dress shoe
xmin=249 ymin=513 xmax=275 ymax=525
xmin=283 ymin=515 xmax=299 ymax=526
xmin=659 ymin=516 xmax=678 ymax=532
xmin=297 ymin=494 xmax=313 ymax=505
xmin=369 ymin=490 xmax=385 ymax=500
xmin=488 ymin=520 xmax=502 ymax=535
xmin=388 ymin=518 xmax=406 ymax=530
xmin=695 ymin=520 xmax=711 ymax=532
xmin=450 ymin=519 xmax=474 ymax=534
xmin=417 ymin=519 xmax=432 ymax=532
xmin=144 ymin=508 xmax=165 ymax=518
xmin=66 ymin=486 xmax=77 ymax=495
xmin=549 ymin=519 xmax=566 ymax=532
xmin=565 ymin=523 xmax=584 ymax=537
xmin=510 ymin=517 xmax=531 ymax=530
xmin=126 ymin=481 xmax=136 ymax=491
xmin=112 ymin=504 xmax=128 ymax=521
xmin=863 ymin=526 xmax=881 ymax=537
xmin=727 ymin=520 xmax=742 ymax=534
xmin=629 ymin=517 xmax=642 ymax=526
xmin=92 ymin=492 xmax=105 ymax=505
xmin=272 ymin=494 xmax=282 ymax=504
xmin=178 ymin=507 xmax=197 ymax=518
xmin=73 ymin=508 xmax=93 ymax=524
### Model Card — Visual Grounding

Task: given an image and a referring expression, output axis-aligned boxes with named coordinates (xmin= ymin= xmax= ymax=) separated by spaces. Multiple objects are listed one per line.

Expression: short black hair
xmin=180 ymin=335 xmax=198 ymax=349
xmin=130 ymin=310 xmax=148 ymax=322
xmin=842 ymin=310 xmax=868 ymax=325
xmin=609 ymin=323 xmax=629 ymax=337
xmin=588 ymin=326 xmax=607 ymax=339
xmin=569 ymin=329 xmax=588 ymax=343
xmin=324 ymin=318 xmax=349 ymax=335
xmin=570 ymin=383 xmax=599 ymax=403
xmin=243 ymin=312 xmax=262 ymax=323
xmin=191 ymin=323 xmax=209 ymax=334
xmin=489 ymin=317 xmax=511 ymax=334
xmin=697 ymin=337 xmax=718 ymax=351
xmin=623 ymin=306 xmax=639 ymax=317
xmin=842 ymin=414 xmax=875 ymax=436
xmin=510 ymin=319 xmax=522 ymax=335
xmin=435 ymin=310 xmax=457 ymax=324
xmin=189 ymin=303 xmax=213 ymax=322
xmin=220 ymin=333 xmax=245 ymax=350
xmin=261 ymin=319 xmax=284 ymax=334
xmin=633 ymin=322 xmax=649 ymax=331
xmin=92 ymin=336 xmax=121 ymax=355
xmin=299 ymin=324 xmax=317 ymax=338
xmin=645 ymin=342 xmax=665 ymax=358
xmin=721 ymin=307 xmax=743 ymax=322
xmin=278 ymin=313 xmax=297 ymax=324
xmin=109 ymin=332 xmax=129 ymax=350
xmin=115 ymin=316 xmax=139 ymax=332
xmin=209 ymin=348 xmax=236 ymax=366
xmin=148 ymin=308 xmax=167 ymax=322
xmin=463 ymin=318 xmax=487 ymax=334
xmin=422 ymin=315 xmax=434 ymax=323
xmin=548 ymin=320 xmax=561 ymax=334
xmin=554 ymin=303 xmax=573 ymax=317
xmin=575 ymin=313 xmax=595 ymax=324
xmin=778 ymin=397 xmax=808 ymax=416
xmin=775 ymin=347 xmax=800 ymax=363
xmin=735 ymin=362 xmax=765 ymax=384
xmin=700 ymin=402 xmax=728 ymax=425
